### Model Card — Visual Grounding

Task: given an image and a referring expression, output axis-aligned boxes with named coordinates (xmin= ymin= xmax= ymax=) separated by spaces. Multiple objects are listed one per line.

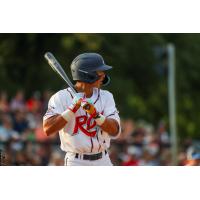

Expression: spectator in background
xmin=26 ymin=91 xmax=43 ymax=130
xmin=0 ymin=115 xmax=19 ymax=142
xmin=185 ymin=142 xmax=200 ymax=166
xmin=13 ymin=151 xmax=28 ymax=166
xmin=117 ymin=118 xmax=135 ymax=143
xmin=23 ymin=142 xmax=42 ymax=165
xmin=157 ymin=121 xmax=170 ymax=147
xmin=36 ymin=143 xmax=51 ymax=165
xmin=34 ymin=121 xmax=58 ymax=142
xmin=0 ymin=91 xmax=9 ymax=112
xmin=48 ymin=150 xmax=64 ymax=166
xmin=26 ymin=91 xmax=42 ymax=114
xmin=131 ymin=128 xmax=145 ymax=147
xmin=138 ymin=143 xmax=160 ymax=166
xmin=121 ymin=145 xmax=141 ymax=166
xmin=109 ymin=143 xmax=122 ymax=165
xmin=10 ymin=90 xmax=26 ymax=112
xmin=138 ymin=149 xmax=160 ymax=166
xmin=177 ymin=151 xmax=187 ymax=166
xmin=159 ymin=148 xmax=172 ymax=165
xmin=13 ymin=110 xmax=28 ymax=133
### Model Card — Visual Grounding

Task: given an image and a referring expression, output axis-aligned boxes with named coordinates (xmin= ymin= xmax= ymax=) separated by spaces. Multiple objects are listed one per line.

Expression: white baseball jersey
xmin=43 ymin=87 xmax=120 ymax=154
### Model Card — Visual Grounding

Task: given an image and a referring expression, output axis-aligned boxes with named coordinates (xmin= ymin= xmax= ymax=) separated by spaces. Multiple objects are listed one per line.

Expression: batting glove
xmin=68 ymin=93 xmax=84 ymax=113
xmin=81 ymin=98 xmax=97 ymax=116
xmin=61 ymin=93 xmax=84 ymax=122
xmin=81 ymin=98 xmax=106 ymax=126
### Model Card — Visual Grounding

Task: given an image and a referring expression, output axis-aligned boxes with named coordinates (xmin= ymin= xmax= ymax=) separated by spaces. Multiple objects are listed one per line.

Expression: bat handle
xmin=83 ymin=103 xmax=91 ymax=111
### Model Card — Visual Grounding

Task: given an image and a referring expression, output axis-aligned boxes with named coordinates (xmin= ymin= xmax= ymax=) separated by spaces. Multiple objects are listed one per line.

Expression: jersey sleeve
xmin=103 ymin=91 xmax=121 ymax=139
xmin=43 ymin=92 xmax=64 ymax=121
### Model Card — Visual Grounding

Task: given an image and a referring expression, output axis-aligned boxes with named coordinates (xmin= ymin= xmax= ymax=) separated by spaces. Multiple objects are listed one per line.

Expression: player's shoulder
xmin=99 ymin=89 xmax=114 ymax=99
xmin=50 ymin=88 xmax=73 ymax=102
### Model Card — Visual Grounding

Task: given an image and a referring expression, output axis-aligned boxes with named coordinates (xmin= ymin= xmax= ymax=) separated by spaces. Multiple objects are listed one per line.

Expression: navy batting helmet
xmin=70 ymin=53 xmax=112 ymax=86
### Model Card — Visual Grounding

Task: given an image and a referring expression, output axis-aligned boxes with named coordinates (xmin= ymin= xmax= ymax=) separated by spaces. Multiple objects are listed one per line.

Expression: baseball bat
xmin=44 ymin=52 xmax=91 ymax=110
xmin=44 ymin=52 xmax=77 ymax=94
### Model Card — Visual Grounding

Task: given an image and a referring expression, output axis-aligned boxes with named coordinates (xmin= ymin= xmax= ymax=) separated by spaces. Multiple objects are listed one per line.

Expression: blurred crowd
xmin=110 ymin=119 xmax=198 ymax=166
xmin=0 ymin=90 xmax=198 ymax=166
xmin=0 ymin=90 xmax=65 ymax=166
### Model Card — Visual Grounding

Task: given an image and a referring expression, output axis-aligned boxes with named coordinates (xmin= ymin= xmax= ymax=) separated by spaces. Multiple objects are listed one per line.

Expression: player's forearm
xmin=100 ymin=118 xmax=120 ymax=137
xmin=43 ymin=115 xmax=67 ymax=136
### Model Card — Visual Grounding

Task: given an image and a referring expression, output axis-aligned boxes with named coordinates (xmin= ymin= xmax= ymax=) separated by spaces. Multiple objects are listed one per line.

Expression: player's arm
xmin=43 ymin=94 xmax=82 ymax=136
xmin=43 ymin=115 xmax=68 ymax=136
xmin=98 ymin=118 xmax=119 ymax=137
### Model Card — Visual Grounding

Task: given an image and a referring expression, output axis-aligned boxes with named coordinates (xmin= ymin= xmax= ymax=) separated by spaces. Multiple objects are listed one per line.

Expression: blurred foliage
xmin=0 ymin=33 xmax=200 ymax=139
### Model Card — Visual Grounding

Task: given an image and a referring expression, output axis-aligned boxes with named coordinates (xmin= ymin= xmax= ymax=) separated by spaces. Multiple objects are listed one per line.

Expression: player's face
xmin=80 ymin=71 xmax=105 ymax=92
xmin=92 ymin=71 xmax=106 ymax=88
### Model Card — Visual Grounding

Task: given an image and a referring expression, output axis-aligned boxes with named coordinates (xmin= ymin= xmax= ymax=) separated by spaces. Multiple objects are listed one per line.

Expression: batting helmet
xmin=70 ymin=53 xmax=112 ymax=86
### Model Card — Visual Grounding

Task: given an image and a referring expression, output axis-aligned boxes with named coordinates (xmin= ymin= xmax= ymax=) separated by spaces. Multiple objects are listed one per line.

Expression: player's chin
xmin=94 ymin=84 xmax=101 ymax=89
xmin=97 ymin=82 xmax=103 ymax=88
xmin=92 ymin=81 xmax=102 ymax=88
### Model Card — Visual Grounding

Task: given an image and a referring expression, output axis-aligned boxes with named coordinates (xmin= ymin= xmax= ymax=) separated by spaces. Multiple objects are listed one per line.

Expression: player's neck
xmin=75 ymin=82 xmax=93 ymax=98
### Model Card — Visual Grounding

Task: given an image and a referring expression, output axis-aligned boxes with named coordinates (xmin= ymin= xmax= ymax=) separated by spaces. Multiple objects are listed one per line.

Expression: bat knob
xmin=83 ymin=104 xmax=90 ymax=110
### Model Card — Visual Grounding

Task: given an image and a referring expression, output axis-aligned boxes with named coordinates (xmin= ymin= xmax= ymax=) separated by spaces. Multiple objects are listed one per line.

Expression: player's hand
xmin=68 ymin=93 xmax=84 ymax=113
xmin=81 ymin=98 xmax=98 ymax=118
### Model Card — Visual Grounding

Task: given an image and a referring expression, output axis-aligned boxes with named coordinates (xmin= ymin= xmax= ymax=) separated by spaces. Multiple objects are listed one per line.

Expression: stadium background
xmin=0 ymin=33 xmax=199 ymax=165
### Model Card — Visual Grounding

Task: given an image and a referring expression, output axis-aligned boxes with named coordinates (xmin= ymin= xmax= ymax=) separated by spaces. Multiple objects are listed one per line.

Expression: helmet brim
xmin=94 ymin=64 xmax=112 ymax=72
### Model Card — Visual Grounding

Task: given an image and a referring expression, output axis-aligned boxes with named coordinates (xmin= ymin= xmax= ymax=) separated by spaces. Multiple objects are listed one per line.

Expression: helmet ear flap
xmin=102 ymin=75 xmax=110 ymax=86
xmin=85 ymin=72 xmax=99 ymax=83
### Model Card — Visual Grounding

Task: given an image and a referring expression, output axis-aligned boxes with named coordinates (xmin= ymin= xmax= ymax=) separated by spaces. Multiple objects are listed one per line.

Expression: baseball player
xmin=43 ymin=53 xmax=121 ymax=166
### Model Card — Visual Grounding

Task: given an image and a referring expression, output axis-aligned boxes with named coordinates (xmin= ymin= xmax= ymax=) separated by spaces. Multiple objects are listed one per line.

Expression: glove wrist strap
xmin=61 ymin=109 xmax=75 ymax=122
xmin=94 ymin=113 xmax=106 ymax=126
